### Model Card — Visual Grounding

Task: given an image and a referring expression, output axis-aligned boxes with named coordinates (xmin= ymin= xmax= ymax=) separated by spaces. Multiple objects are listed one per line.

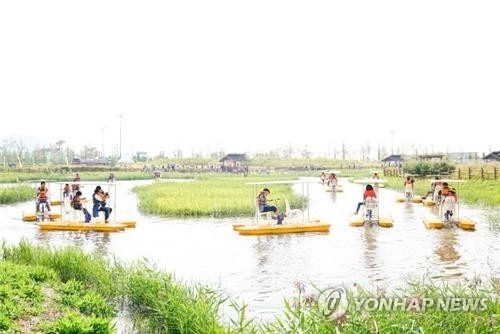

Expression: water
xmin=0 ymin=178 xmax=498 ymax=320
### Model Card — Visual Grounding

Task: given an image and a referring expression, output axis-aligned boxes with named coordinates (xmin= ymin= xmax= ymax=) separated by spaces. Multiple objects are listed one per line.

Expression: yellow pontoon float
xmin=396 ymin=194 xmax=423 ymax=203
xmin=423 ymin=198 xmax=436 ymax=207
xmin=233 ymin=180 xmax=330 ymax=235
xmin=350 ymin=179 xmax=393 ymax=228
xmin=36 ymin=181 xmax=137 ymax=232
xmin=423 ymin=180 xmax=475 ymax=231
xmin=23 ymin=212 xmax=62 ymax=222
xmin=38 ymin=222 xmax=127 ymax=232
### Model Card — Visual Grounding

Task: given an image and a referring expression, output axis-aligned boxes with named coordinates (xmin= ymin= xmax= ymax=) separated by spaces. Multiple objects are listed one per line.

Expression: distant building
xmin=220 ymin=154 xmax=248 ymax=172
xmin=418 ymin=154 xmax=445 ymax=161
xmin=383 ymin=152 xmax=480 ymax=164
xmin=381 ymin=154 xmax=404 ymax=163
xmin=446 ymin=152 xmax=479 ymax=162
xmin=483 ymin=151 xmax=500 ymax=161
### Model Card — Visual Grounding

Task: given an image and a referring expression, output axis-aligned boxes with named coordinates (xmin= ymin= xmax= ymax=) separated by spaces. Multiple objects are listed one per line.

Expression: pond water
xmin=0 ymin=178 xmax=498 ymax=321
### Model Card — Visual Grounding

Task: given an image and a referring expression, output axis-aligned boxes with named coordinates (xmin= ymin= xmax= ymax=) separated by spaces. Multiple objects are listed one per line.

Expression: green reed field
xmin=1 ymin=241 xmax=498 ymax=333
xmin=133 ymin=175 xmax=307 ymax=217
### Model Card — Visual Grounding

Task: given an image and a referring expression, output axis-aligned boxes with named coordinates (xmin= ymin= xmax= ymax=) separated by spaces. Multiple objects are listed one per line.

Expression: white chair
xmin=68 ymin=208 xmax=82 ymax=222
xmin=255 ymin=201 xmax=272 ymax=222
xmin=285 ymin=198 xmax=302 ymax=220
xmin=364 ymin=197 xmax=378 ymax=221
xmin=441 ymin=197 xmax=457 ymax=222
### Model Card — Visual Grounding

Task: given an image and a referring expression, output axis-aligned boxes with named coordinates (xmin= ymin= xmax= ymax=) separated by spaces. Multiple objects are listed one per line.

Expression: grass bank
xmin=0 ymin=171 xmax=197 ymax=184
xmin=0 ymin=258 xmax=114 ymax=333
xmin=384 ymin=177 xmax=500 ymax=207
xmin=1 ymin=241 xmax=498 ymax=333
xmin=133 ymin=175 xmax=307 ymax=217
xmin=0 ymin=185 xmax=34 ymax=204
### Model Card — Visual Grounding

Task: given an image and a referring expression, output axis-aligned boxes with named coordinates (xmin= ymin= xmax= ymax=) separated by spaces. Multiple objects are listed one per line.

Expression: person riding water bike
xmin=441 ymin=187 xmax=457 ymax=222
xmin=92 ymin=186 xmax=113 ymax=223
xmin=256 ymin=188 xmax=285 ymax=224
xmin=71 ymin=190 xmax=92 ymax=222
xmin=320 ymin=172 xmax=326 ymax=184
xmin=36 ymin=181 xmax=51 ymax=216
xmin=404 ymin=176 xmax=414 ymax=199
xmin=354 ymin=184 xmax=377 ymax=215
xmin=328 ymin=173 xmax=338 ymax=190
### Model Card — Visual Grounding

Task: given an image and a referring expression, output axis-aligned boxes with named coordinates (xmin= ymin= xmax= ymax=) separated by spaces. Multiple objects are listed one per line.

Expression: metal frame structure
xmin=246 ymin=180 xmax=310 ymax=224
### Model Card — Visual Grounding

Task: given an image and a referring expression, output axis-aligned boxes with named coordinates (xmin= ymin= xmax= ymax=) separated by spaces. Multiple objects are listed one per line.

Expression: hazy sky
xmin=1 ymin=1 xmax=499 ymax=157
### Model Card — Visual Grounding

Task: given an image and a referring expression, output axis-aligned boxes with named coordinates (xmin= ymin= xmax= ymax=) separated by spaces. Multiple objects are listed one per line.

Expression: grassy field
xmin=133 ymin=175 xmax=307 ymax=217
xmin=0 ymin=185 xmax=34 ymax=204
xmin=1 ymin=241 xmax=498 ymax=333
xmin=384 ymin=177 xmax=500 ymax=206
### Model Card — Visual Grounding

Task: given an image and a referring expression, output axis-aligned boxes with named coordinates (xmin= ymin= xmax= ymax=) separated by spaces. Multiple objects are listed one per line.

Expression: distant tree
xmin=283 ymin=144 xmax=293 ymax=159
xmin=82 ymin=146 xmax=98 ymax=159
xmin=210 ymin=150 xmax=225 ymax=160
xmin=55 ymin=140 xmax=65 ymax=151
xmin=301 ymin=146 xmax=312 ymax=159
xmin=173 ymin=149 xmax=183 ymax=158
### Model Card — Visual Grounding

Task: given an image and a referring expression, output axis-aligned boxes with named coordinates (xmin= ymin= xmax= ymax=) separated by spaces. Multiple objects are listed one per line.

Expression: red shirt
xmin=364 ymin=189 xmax=376 ymax=198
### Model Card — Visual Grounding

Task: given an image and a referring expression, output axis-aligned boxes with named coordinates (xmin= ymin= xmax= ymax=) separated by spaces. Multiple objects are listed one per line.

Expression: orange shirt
xmin=37 ymin=187 xmax=48 ymax=199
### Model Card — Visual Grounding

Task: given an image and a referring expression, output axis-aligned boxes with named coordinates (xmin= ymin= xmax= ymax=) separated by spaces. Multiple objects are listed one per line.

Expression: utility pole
xmin=101 ymin=127 xmax=106 ymax=158
xmin=342 ymin=142 xmax=346 ymax=161
xmin=390 ymin=130 xmax=395 ymax=155
xmin=117 ymin=114 xmax=123 ymax=159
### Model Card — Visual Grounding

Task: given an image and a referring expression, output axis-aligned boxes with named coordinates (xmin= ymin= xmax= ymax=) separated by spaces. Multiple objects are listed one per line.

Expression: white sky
xmin=1 ymin=1 xmax=499 ymax=158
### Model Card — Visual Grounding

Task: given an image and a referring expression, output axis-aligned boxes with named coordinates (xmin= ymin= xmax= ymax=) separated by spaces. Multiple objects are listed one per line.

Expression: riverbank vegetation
xmin=1 ymin=241 xmax=498 ymax=333
xmin=0 ymin=185 xmax=34 ymax=204
xmin=0 ymin=171 xmax=196 ymax=184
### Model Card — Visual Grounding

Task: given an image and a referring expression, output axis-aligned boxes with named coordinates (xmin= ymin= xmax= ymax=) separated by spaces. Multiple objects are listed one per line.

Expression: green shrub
xmin=403 ymin=161 xmax=455 ymax=176
xmin=45 ymin=313 xmax=113 ymax=334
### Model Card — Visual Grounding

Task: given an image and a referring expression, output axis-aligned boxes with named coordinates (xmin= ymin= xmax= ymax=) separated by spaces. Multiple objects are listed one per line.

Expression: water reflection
xmin=254 ymin=236 xmax=271 ymax=268
xmin=434 ymin=230 xmax=460 ymax=263
xmin=360 ymin=226 xmax=384 ymax=282
xmin=403 ymin=202 xmax=414 ymax=216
